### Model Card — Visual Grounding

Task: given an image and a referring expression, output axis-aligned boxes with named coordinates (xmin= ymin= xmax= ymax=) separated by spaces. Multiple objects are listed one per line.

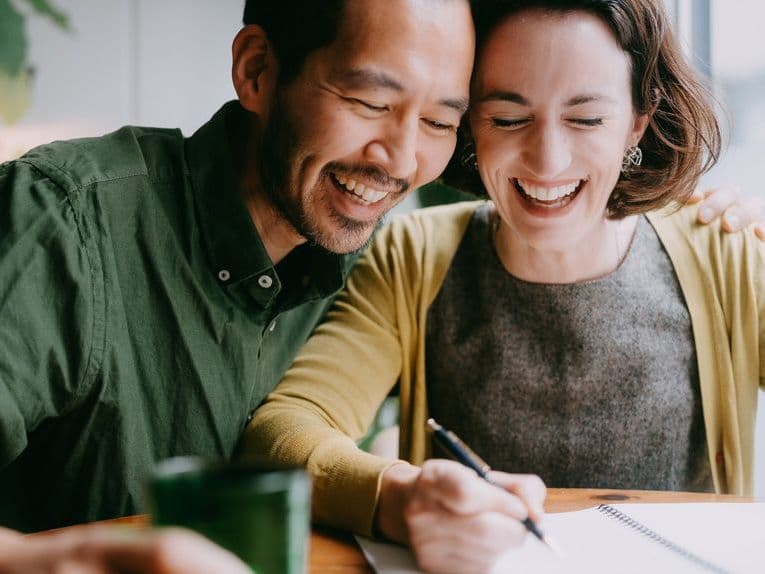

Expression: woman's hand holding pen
xmin=375 ymin=459 xmax=546 ymax=574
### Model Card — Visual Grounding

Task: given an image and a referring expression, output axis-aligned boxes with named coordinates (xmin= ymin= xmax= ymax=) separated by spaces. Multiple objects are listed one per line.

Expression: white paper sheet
xmin=356 ymin=503 xmax=765 ymax=574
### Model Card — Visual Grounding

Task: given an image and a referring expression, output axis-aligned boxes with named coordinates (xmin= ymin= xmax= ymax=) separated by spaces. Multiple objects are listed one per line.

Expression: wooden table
xmin=55 ymin=488 xmax=755 ymax=573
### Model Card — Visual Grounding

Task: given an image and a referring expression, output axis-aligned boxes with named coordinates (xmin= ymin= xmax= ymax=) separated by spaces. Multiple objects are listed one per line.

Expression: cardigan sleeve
xmin=758 ymin=239 xmax=765 ymax=388
xmin=651 ymin=205 xmax=764 ymax=493
xmin=239 ymin=221 xmax=417 ymax=537
xmin=239 ymin=202 xmax=481 ymax=535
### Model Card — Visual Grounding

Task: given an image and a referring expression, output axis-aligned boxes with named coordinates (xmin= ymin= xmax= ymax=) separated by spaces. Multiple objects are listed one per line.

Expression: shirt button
xmin=258 ymin=275 xmax=273 ymax=289
xmin=269 ymin=319 xmax=277 ymax=332
xmin=218 ymin=269 xmax=231 ymax=282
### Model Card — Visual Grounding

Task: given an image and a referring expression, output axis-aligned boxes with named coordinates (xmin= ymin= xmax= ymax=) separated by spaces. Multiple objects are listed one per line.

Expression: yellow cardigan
xmin=242 ymin=201 xmax=764 ymax=536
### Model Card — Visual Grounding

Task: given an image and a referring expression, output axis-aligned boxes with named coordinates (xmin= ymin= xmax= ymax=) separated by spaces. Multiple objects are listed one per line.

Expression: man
xmin=0 ymin=0 xmax=475 ymax=533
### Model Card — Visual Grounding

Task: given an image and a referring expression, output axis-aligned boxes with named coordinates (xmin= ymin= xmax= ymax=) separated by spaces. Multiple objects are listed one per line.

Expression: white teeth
xmin=517 ymin=179 xmax=581 ymax=202
xmin=332 ymin=172 xmax=389 ymax=204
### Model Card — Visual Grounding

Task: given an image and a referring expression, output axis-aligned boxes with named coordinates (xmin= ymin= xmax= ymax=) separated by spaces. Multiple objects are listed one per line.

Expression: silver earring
xmin=460 ymin=141 xmax=478 ymax=171
xmin=621 ymin=145 xmax=643 ymax=173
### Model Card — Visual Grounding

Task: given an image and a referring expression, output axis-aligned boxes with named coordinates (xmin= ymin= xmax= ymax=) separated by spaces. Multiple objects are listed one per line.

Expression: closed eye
xmin=423 ymin=118 xmax=457 ymax=133
xmin=568 ymin=118 xmax=604 ymax=127
xmin=491 ymin=117 xmax=529 ymax=129
xmin=350 ymin=98 xmax=388 ymax=112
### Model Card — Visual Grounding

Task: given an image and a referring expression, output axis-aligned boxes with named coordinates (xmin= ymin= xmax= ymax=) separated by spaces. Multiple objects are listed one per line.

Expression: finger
xmin=417 ymin=460 xmax=528 ymax=519
xmin=0 ymin=527 xmax=24 ymax=546
xmin=720 ymin=200 xmax=765 ymax=233
xmin=720 ymin=208 xmax=744 ymax=232
xmin=134 ymin=529 xmax=251 ymax=574
xmin=62 ymin=529 xmax=159 ymax=572
xmin=685 ymin=186 xmax=704 ymax=204
xmin=415 ymin=542 xmax=509 ymax=574
xmin=756 ymin=224 xmax=765 ymax=241
xmin=410 ymin=511 xmax=528 ymax=574
xmin=489 ymin=472 xmax=547 ymax=521
xmin=35 ymin=527 xmax=248 ymax=574
xmin=47 ymin=528 xmax=139 ymax=572
xmin=153 ymin=529 xmax=253 ymax=574
xmin=416 ymin=545 xmax=493 ymax=574
xmin=53 ymin=559 xmax=107 ymax=574
xmin=0 ymin=529 xmax=106 ymax=574
xmin=696 ymin=186 xmax=740 ymax=224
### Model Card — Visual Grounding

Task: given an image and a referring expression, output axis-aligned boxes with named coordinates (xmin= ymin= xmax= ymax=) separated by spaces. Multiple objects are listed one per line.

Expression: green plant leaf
xmin=21 ymin=0 xmax=71 ymax=30
xmin=0 ymin=0 xmax=28 ymax=77
xmin=0 ymin=67 xmax=33 ymax=125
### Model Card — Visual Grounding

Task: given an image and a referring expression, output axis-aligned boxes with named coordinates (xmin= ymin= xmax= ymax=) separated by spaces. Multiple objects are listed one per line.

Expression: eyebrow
xmin=338 ymin=68 xmax=404 ymax=91
xmin=441 ymin=96 xmax=470 ymax=115
xmin=564 ymin=94 xmax=617 ymax=106
xmin=479 ymin=91 xmax=530 ymax=105
xmin=479 ymin=91 xmax=616 ymax=107
xmin=336 ymin=68 xmax=470 ymax=115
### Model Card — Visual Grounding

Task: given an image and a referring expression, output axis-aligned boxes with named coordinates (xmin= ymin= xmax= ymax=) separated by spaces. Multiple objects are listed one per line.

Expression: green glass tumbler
xmin=148 ymin=457 xmax=311 ymax=574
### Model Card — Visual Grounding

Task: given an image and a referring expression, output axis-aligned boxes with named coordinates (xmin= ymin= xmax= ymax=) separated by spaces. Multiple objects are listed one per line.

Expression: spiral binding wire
xmin=597 ymin=505 xmax=732 ymax=574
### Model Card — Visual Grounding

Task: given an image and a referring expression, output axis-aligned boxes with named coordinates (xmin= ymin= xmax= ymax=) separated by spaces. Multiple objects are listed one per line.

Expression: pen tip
xmin=426 ymin=418 xmax=440 ymax=431
xmin=542 ymin=535 xmax=564 ymax=557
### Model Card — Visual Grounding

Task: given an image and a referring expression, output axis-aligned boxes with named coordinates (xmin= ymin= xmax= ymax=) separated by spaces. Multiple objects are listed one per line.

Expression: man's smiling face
xmin=259 ymin=0 xmax=475 ymax=254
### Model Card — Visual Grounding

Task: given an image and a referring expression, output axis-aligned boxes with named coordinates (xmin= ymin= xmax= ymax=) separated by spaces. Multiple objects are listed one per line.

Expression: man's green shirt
xmin=0 ymin=102 xmax=354 ymax=532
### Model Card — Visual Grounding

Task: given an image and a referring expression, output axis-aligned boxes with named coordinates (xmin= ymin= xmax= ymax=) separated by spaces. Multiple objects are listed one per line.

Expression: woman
xmin=241 ymin=1 xmax=762 ymax=572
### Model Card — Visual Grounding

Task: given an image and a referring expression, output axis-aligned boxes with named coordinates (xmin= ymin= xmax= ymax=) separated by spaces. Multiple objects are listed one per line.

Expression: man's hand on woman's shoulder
xmin=692 ymin=185 xmax=765 ymax=239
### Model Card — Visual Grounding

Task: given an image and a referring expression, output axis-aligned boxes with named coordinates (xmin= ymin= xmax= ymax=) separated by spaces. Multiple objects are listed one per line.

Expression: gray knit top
xmin=426 ymin=205 xmax=712 ymax=491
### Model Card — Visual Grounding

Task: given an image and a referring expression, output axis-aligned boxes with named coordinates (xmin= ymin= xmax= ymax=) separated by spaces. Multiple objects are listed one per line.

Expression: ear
xmin=232 ymin=25 xmax=279 ymax=117
xmin=628 ymin=111 xmax=651 ymax=148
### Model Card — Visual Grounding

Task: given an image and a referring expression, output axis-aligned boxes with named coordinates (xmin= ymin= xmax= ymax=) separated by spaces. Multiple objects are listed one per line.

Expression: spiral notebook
xmin=357 ymin=503 xmax=764 ymax=574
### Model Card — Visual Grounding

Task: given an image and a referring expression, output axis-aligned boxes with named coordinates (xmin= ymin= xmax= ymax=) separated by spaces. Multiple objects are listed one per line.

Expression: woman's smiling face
xmin=470 ymin=9 xmax=649 ymax=252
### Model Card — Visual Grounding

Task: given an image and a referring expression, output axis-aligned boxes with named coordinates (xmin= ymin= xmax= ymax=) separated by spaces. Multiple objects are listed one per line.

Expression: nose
xmin=522 ymin=122 xmax=572 ymax=179
xmin=364 ymin=114 xmax=419 ymax=181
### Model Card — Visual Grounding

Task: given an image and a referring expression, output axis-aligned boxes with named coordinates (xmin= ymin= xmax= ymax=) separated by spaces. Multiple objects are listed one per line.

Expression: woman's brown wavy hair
xmin=445 ymin=0 xmax=723 ymax=217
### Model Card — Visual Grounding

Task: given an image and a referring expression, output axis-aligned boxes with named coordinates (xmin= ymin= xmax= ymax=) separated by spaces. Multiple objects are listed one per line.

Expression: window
xmin=670 ymin=0 xmax=765 ymax=196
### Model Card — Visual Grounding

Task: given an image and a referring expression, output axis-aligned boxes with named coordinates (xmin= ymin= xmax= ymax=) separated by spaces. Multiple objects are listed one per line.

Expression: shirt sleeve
xmin=0 ymin=160 xmax=101 ymax=469
xmin=239 ymin=224 xmax=409 ymax=537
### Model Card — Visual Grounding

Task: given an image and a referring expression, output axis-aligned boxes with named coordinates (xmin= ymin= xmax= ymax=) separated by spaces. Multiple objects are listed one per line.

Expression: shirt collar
xmin=185 ymin=101 xmax=352 ymax=308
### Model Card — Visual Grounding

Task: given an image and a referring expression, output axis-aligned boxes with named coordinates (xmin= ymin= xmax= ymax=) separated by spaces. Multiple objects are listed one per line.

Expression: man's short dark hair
xmin=243 ymin=0 xmax=346 ymax=85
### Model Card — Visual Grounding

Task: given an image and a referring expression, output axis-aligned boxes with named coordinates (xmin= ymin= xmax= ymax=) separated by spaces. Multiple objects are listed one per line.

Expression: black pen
xmin=427 ymin=418 xmax=560 ymax=554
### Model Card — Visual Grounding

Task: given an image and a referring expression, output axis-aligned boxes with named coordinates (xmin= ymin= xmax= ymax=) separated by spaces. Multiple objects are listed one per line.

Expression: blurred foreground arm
xmin=0 ymin=527 xmax=250 ymax=574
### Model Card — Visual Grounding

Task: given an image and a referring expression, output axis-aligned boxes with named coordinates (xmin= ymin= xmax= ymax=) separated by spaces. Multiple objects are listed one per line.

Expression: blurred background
xmin=0 ymin=0 xmax=763 ymax=494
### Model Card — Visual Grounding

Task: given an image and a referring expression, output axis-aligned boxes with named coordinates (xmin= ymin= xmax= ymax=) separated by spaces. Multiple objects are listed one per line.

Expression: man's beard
xmin=258 ymin=98 xmax=380 ymax=254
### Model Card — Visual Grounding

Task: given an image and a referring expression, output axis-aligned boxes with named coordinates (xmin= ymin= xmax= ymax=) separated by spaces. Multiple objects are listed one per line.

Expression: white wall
xmin=3 ymin=0 xmax=240 ymax=149
xmin=132 ymin=0 xmax=241 ymax=130
xmin=705 ymin=0 xmax=765 ymax=198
